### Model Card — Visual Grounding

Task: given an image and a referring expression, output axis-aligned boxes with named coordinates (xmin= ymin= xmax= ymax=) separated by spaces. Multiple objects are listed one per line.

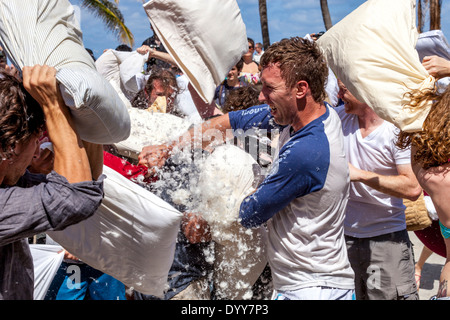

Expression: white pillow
xmin=0 ymin=0 xmax=130 ymax=144
xmin=416 ymin=30 xmax=450 ymax=93
xmin=317 ymin=0 xmax=435 ymax=132
xmin=193 ymin=145 xmax=267 ymax=299
xmin=114 ymin=109 xmax=193 ymax=160
xmin=47 ymin=165 xmax=183 ymax=297
xmin=416 ymin=30 xmax=450 ymax=62
xmin=175 ymin=75 xmax=203 ymax=124
xmin=143 ymin=0 xmax=248 ymax=103
xmin=95 ymin=49 xmax=148 ymax=105
xmin=95 ymin=50 xmax=122 ymax=89
xmin=30 ymin=244 xmax=64 ymax=300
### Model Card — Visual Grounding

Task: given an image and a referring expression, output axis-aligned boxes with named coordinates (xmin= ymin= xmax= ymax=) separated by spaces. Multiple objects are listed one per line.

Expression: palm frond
xmin=80 ymin=0 xmax=134 ymax=47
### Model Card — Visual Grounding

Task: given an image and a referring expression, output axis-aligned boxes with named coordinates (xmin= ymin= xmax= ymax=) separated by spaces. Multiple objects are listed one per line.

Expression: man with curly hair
xmin=139 ymin=37 xmax=355 ymax=300
xmin=131 ymin=67 xmax=181 ymax=116
xmin=0 ymin=65 xmax=104 ymax=300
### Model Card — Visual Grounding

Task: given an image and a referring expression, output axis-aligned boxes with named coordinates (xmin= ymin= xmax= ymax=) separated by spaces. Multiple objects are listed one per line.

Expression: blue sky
xmin=69 ymin=0 xmax=450 ymax=59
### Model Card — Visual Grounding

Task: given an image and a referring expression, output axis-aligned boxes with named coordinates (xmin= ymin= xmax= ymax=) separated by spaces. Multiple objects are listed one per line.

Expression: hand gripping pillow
xmin=193 ymin=144 xmax=267 ymax=299
xmin=47 ymin=165 xmax=183 ymax=297
xmin=0 ymin=0 xmax=130 ymax=144
xmin=416 ymin=30 xmax=450 ymax=62
xmin=416 ymin=30 xmax=450 ymax=93
xmin=317 ymin=0 xmax=435 ymax=132
xmin=95 ymin=49 xmax=149 ymax=105
xmin=143 ymin=0 xmax=248 ymax=103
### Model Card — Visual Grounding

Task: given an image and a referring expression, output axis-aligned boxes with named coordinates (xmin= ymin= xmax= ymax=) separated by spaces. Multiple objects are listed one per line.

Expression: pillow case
xmin=416 ymin=30 xmax=450 ymax=92
xmin=143 ymin=0 xmax=248 ymax=104
xmin=317 ymin=0 xmax=435 ymax=132
xmin=193 ymin=144 xmax=267 ymax=299
xmin=48 ymin=165 xmax=183 ymax=297
xmin=113 ymin=109 xmax=193 ymax=160
xmin=0 ymin=0 xmax=130 ymax=143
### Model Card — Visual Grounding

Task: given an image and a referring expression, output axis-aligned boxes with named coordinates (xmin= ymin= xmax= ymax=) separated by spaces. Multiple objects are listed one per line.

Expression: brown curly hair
xmin=222 ymin=84 xmax=262 ymax=113
xmin=0 ymin=71 xmax=44 ymax=160
xmin=396 ymin=85 xmax=450 ymax=169
xmin=131 ymin=67 xmax=179 ymax=111
xmin=259 ymin=37 xmax=328 ymax=102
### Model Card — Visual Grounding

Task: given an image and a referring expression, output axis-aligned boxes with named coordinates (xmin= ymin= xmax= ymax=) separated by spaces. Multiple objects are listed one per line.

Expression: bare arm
xmin=138 ymin=113 xmax=232 ymax=169
xmin=349 ymin=162 xmax=422 ymax=201
xmin=82 ymin=141 xmax=103 ymax=180
xmin=22 ymin=65 xmax=93 ymax=183
xmin=181 ymin=212 xmax=211 ymax=244
xmin=136 ymin=45 xmax=177 ymax=66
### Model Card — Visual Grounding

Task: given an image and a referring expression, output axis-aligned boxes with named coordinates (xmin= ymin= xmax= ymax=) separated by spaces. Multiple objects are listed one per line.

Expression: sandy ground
xmin=409 ymin=231 xmax=446 ymax=300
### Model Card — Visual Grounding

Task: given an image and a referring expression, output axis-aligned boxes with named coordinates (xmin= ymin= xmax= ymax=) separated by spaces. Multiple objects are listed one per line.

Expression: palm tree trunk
xmin=417 ymin=0 xmax=424 ymax=33
xmin=320 ymin=0 xmax=333 ymax=31
xmin=429 ymin=0 xmax=441 ymax=30
xmin=258 ymin=0 xmax=270 ymax=49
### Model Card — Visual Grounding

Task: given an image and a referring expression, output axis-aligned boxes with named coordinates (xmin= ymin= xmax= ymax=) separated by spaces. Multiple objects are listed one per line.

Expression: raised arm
xmin=138 ymin=113 xmax=231 ymax=170
xmin=136 ymin=45 xmax=177 ymax=67
xmin=22 ymin=65 xmax=93 ymax=183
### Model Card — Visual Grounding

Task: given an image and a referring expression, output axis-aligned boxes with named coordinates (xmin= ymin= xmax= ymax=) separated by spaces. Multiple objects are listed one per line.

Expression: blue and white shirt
xmin=228 ymin=103 xmax=355 ymax=291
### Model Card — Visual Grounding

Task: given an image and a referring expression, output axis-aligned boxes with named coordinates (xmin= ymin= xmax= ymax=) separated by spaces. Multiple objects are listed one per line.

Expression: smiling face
xmin=259 ymin=63 xmax=298 ymax=127
xmin=337 ymin=80 xmax=365 ymax=115
xmin=227 ymin=65 xmax=239 ymax=82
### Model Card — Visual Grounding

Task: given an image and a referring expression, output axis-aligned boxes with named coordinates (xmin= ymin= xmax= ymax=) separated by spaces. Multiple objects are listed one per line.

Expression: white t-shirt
xmin=336 ymin=105 xmax=411 ymax=238
xmin=231 ymin=104 xmax=355 ymax=292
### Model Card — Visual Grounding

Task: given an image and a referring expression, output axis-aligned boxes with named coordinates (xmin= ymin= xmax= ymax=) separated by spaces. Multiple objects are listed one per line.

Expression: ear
xmin=295 ymin=80 xmax=309 ymax=99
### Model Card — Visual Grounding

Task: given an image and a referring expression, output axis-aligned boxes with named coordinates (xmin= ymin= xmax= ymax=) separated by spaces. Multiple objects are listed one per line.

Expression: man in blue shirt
xmin=139 ymin=37 xmax=355 ymax=300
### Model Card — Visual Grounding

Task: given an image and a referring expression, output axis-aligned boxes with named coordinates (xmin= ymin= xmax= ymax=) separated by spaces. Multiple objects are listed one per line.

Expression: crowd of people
xmin=1 ymin=21 xmax=450 ymax=302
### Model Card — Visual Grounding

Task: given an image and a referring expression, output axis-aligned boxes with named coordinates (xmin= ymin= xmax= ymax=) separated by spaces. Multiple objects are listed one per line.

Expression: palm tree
xmin=79 ymin=0 xmax=134 ymax=47
xmin=258 ymin=0 xmax=270 ymax=49
xmin=418 ymin=0 xmax=424 ymax=33
xmin=320 ymin=0 xmax=333 ymax=31
xmin=417 ymin=0 xmax=442 ymax=32
xmin=429 ymin=0 xmax=441 ymax=30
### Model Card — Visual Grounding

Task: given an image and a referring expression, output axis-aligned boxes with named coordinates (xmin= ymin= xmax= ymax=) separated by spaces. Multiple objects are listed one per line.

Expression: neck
xmin=291 ymin=100 xmax=326 ymax=132
xmin=357 ymin=104 xmax=383 ymax=129
xmin=243 ymin=55 xmax=253 ymax=63
xmin=355 ymin=104 xmax=383 ymax=138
